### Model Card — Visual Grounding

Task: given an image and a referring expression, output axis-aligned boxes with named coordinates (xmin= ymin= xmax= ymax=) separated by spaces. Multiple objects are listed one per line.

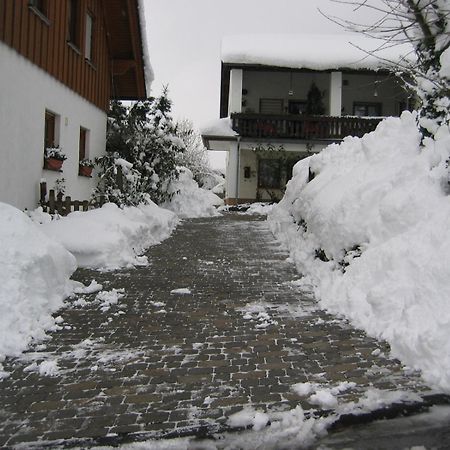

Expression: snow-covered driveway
xmin=0 ymin=214 xmax=441 ymax=448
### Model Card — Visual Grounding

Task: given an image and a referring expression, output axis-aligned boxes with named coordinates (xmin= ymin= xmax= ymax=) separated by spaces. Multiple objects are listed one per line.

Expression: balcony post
xmin=228 ymin=69 xmax=243 ymax=115
xmin=329 ymin=71 xmax=342 ymax=117
xmin=225 ymin=139 xmax=240 ymax=205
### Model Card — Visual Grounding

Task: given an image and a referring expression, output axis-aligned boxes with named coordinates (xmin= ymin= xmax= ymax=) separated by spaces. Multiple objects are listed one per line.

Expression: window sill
xmin=67 ymin=41 xmax=81 ymax=55
xmin=85 ymin=59 xmax=97 ymax=71
xmin=28 ymin=6 xmax=50 ymax=26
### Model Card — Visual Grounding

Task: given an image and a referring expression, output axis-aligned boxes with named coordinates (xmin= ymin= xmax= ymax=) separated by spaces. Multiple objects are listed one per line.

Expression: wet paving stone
xmin=0 ymin=213 xmax=432 ymax=447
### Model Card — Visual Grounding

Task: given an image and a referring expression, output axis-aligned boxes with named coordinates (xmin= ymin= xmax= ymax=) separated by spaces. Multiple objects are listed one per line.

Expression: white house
xmin=0 ymin=0 xmax=151 ymax=211
xmin=202 ymin=34 xmax=413 ymax=204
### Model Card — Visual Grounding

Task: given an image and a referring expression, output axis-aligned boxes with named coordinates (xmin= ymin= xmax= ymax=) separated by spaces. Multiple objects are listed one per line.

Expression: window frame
xmin=288 ymin=100 xmax=307 ymax=115
xmin=28 ymin=0 xmax=50 ymax=23
xmin=353 ymin=102 xmax=382 ymax=117
xmin=259 ymin=98 xmax=284 ymax=115
xmin=78 ymin=127 xmax=89 ymax=162
xmin=258 ymin=159 xmax=282 ymax=189
xmin=84 ymin=11 xmax=95 ymax=62
xmin=44 ymin=110 xmax=58 ymax=150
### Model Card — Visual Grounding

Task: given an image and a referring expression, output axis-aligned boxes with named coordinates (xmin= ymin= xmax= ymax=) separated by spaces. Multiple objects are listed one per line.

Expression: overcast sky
xmin=143 ymin=1 xmax=379 ymax=168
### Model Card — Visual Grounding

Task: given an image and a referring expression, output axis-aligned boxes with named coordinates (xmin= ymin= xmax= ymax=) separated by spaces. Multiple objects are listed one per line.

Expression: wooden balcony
xmin=231 ymin=113 xmax=382 ymax=141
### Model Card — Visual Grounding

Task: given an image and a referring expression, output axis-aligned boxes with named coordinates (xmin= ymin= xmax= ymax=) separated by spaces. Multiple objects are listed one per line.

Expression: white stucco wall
xmin=0 ymin=43 xmax=106 ymax=211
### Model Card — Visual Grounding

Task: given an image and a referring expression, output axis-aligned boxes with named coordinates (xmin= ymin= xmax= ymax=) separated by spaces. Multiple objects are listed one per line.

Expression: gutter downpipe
xmin=236 ymin=137 xmax=241 ymax=204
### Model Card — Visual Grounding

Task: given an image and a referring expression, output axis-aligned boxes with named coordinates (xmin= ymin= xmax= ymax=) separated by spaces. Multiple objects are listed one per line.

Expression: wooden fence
xmin=39 ymin=184 xmax=105 ymax=216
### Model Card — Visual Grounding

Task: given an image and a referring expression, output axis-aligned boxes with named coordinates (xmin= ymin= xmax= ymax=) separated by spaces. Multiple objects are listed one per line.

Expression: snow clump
xmin=161 ymin=167 xmax=223 ymax=218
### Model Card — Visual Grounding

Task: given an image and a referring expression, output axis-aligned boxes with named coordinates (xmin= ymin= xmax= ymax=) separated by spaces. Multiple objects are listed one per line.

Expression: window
xmin=85 ymin=12 xmax=94 ymax=61
xmin=67 ymin=0 xmax=80 ymax=47
xmin=44 ymin=111 xmax=57 ymax=149
xmin=286 ymin=158 xmax=300 ymax=183
xmin=258 ymin=159 xmax=281 ymax=189
xmin=79 ymin=127 xmax=89 ymax=161
xmin=260 ymin=99 xmax=284 ymax=115
xmin=29 ymin=0 xmax=47 ymax=16
xmin=288 ymin=101 xmax=307 ymax=115
xmin=353 ymin=102 xmax=382 ymax=117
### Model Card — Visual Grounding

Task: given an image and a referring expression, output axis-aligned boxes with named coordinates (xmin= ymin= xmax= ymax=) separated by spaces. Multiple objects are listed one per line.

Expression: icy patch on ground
xmin=219 ymin=202 xmax=275 ymax=216
xmin=170 ymin=288 xmax=192 ymax=295
xmin=239 ymin=302 xmax=278 ymax=329
xmin=19 ymin=338 xmax=143 ymax=377
xmin=96 ymin=289 xmax=126 ymax=312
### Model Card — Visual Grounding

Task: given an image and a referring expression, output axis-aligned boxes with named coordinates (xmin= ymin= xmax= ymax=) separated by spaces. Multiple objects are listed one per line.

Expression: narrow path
xmin=0 ymin=214 xmax=433 ymax=447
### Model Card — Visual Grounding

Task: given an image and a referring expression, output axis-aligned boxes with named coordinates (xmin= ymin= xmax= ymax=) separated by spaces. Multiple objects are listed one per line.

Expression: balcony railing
xmin=231 ymin=113 xmax=382 ymax=141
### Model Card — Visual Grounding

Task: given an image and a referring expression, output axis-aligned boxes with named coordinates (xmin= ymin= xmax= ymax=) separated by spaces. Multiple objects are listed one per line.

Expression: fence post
xmin=73 ymin=200 xmax=80 ymax=212
xmin=49 ymin=190 xmax=56 ymax=214
xmin=64 ymin=196 xmax=71 ymax=216
xmin=82 ymin=200 xmax=89 ymax=211
xmin=39 ymin=181 xmax=47 ymax=207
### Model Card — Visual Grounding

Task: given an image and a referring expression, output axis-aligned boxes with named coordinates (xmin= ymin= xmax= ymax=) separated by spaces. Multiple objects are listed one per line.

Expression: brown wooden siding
xmin=0 ymin=0 xmax=112 ymax=111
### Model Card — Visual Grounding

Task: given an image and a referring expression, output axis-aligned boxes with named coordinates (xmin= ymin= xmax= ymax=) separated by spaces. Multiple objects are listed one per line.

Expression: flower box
xmin=44 ymin=147 xmax=66 ymax=171
xmin=44 ymin=157 xmax=64 ymax=171
xmin=79 ymin=165 xmax=93 ymax=177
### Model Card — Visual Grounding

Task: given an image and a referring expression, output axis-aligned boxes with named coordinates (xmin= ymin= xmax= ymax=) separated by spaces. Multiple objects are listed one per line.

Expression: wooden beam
xmin=126 ymin=0 xmax=146 ymax=98
xmin=111 ymin=58 xmax=136 ymax=75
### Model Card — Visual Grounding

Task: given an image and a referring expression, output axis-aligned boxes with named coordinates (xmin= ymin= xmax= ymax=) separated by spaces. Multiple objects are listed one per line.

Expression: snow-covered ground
xmin=268 ymin=111 xmax=450 ymax=393
xmin=0 ymin=170 xmax=222 ymax=371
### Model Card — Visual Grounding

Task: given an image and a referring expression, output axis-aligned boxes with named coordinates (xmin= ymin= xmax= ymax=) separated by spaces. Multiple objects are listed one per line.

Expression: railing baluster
xmin=230 ymin=113 xmax=382 ymax=141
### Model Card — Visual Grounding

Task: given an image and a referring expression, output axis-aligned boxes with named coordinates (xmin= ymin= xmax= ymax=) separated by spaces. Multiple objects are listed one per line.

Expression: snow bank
xmin=0 ymin=203 xmax=76 ymax=372
xmin=162 ymin=167 xmax=223 ymax=218
xmin=38 ymin=202 xmax=178 ymax=270
xmin=222 ymin=34 xmax=413 ymax=71
xmin=268 ymin=112 xmax=450 ymax=392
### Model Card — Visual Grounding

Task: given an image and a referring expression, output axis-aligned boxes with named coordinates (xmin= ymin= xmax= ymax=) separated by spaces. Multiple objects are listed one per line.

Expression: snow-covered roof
xmin=137 ymin=0 xmax=154 ymax=95
xmin=222 ymin=34 xmax=413 ymax=72
xmin=200 ymin=118 xmax=238 ymax=138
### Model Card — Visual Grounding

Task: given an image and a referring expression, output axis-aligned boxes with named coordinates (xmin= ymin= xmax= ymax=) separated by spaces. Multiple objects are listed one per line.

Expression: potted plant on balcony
xmin=44 ymin=146 xmax=67 ymax=171
xmin=78 ymin=158 xmax=95 ymax=177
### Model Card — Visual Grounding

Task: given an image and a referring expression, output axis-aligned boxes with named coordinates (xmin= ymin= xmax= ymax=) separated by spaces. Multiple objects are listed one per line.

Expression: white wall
xmin=0 ymin=43 xmax=106 ymax=211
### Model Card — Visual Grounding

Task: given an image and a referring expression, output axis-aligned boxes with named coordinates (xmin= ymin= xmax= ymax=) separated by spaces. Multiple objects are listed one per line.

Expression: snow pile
xmin=268 ymin=111 xmax=450 ymax=392
xmin=38 ymin=201 xmax=178 ymax=270
xmin=162 ymin=167 xmax=223 ymax=218
xmin=0 ymin=202 xmax=76 ymax=374
xmin=222 ymin=34 xmax=413 ymax=71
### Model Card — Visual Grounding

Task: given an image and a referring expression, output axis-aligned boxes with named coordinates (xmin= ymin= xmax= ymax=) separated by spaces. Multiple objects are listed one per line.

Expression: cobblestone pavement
xmin=0 ymin=214 xmax=438 ymax=448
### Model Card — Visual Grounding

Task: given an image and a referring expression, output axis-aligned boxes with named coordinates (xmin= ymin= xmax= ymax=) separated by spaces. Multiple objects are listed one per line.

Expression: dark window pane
xmin=68 ymin=0 xmax=79 ymax=46
xmin=44 ymin=111 xmax=56 ymax=148
xmin=258 ymin=159 xmax=281 ymax=189
xmin=79 ymin=127 xmax=87 ymax=161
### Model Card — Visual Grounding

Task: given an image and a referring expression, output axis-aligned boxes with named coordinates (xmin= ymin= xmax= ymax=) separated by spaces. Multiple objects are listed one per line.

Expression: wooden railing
xmin=231 ymin=113 xmax=382 ymax=140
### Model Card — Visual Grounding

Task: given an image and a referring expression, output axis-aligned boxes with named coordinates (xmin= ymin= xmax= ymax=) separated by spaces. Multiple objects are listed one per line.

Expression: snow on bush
xmin=37 ymin=201 xmax=179 ymax=270
xmin=161 ymin=167 xmax=223 ymax=218
xmin=0 ymin=202 xmax=76 ymax=375
xmin=268 ymin=112 xmax=450 ymax=392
